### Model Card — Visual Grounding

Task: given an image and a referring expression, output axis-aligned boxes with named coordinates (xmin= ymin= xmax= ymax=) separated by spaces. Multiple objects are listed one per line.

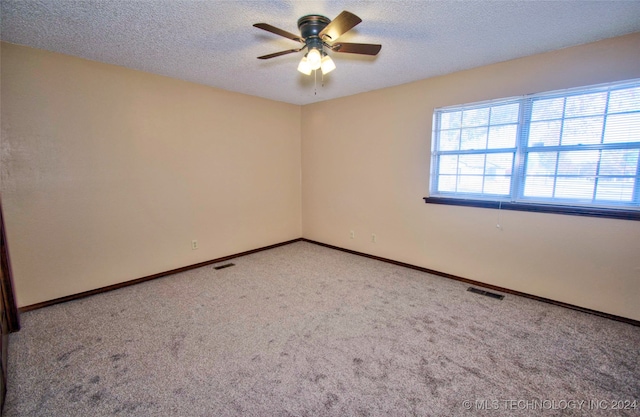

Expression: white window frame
xmin=426 ymin=79 xmax=640 ymax=220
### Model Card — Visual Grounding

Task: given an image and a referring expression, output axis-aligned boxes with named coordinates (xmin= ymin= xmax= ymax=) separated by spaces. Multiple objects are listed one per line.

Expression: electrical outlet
xmin=191 ymin=240 xmax=198 ymax=250
xmin=371 ymin=234 xmax=377 ymax=243
xmin=350 ymin=230 xmax=355 ymax=239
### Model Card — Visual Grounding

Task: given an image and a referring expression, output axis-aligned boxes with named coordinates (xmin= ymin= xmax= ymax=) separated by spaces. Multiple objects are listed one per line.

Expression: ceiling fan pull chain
xmin=314 ymin=69 xmax=317 ymax=95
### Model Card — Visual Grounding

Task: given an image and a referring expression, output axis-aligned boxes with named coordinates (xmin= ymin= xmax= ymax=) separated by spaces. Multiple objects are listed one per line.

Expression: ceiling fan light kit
xmin=254 ymin=10 xmax=381 ymax=77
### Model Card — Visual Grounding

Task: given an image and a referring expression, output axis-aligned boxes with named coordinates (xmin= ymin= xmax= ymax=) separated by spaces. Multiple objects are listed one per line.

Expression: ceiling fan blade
xmin=253 ymin=23 xmax=303 ymax=43
xmin=318 ymin=11 xmax=362 ymax=41
xmin=257 ymin=48 xmax=304 ymax=60
xmin=330 ymin=42 xmax=382 ymax=56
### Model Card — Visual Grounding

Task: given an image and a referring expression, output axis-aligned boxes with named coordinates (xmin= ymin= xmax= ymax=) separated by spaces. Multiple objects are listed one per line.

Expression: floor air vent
xmin=467 ymin=287 xmax=504 ymax=300
xmin=214 ymin=263 xmax=235 ymax=270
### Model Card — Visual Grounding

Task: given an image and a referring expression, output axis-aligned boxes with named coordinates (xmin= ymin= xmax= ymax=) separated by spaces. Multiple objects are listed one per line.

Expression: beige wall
xmin=1 ymin=43 xmax=302 ymax=307
xmin=302 ymin=33 xmax=640 ymax=321
xmin=2 ymin=33 xmax=640 ymax=320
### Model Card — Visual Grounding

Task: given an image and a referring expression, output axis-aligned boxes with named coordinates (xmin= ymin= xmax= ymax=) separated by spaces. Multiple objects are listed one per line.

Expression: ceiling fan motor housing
xmin=297 ymin=14 xmax=330 ymax=51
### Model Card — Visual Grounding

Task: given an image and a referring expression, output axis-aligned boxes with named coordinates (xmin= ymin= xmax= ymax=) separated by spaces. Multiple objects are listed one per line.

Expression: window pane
xmin=555 ymin=177 xmax=595 ymax=199
xmin=486 ymin=153 xmax=513 ymax=175
xmin=531 ymin=97 xmax=564 ymax=121
xmin=595 ymin=178 xmax=634 ymax=202
xmin=439 ymin=130 xmax=460 ymax=151
xmin=483 ymin=176 xmax=511 ymax=195
xmin=460 ymin=127 xmax=487 ymax=150
xmin=557 ymin=151 xmax=599 ymax=176
xmin=565 ymin=92 xmax=607 ymax=117
xmin=462 ymin=108 xmax=489 ymax=127
xmin=488 ymin=125 xmax=517 ymax=149
xmin=608 ymin=86 xmax=640 ymax=113
xmin=458 ymin=154 xmax=485 ymax=175
xmin=441 ymin=111 xmax=462 ymax=129
xmin=599 ymin=149 xmax=639 ymax=175
xmin=603 ymin=113 xmax=640 ymax=144
xmin=457 ymin=176 xmax=483 ymax=193
xmin=490 ymin=103 xmax=520 ymax=124
xmin=528 ymin=120 xmax=561 ymax=147
xmin=526 ymin=152 xmax=557 ymax=175
xmin=561 ymin=116 xmax=603 ymax=145
xmin=524 ymin=176 xmax=554 ymax=198
xmin=438 ymin=155 xmax=458 ymax=174
xmin=431 ymin=79 xmax=640 ymax=210
xmin=438 ymin=175 xmax=457 ymax=192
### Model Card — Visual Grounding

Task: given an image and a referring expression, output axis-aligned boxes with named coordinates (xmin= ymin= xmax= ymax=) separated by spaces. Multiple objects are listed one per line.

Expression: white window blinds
xmin=430 ymin=79 xmax=640 ymax=211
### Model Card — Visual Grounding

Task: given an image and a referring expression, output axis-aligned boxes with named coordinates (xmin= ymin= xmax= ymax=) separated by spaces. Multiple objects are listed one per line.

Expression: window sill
xmin=423 ymin=197 xmax=640 ymax=221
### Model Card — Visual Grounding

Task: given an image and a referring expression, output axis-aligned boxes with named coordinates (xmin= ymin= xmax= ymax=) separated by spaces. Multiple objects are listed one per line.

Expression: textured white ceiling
xmin=2 ymin=0 xmax=640 ymax=105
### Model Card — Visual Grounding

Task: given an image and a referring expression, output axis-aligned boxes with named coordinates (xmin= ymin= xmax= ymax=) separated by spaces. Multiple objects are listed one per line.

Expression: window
xmin=426 ymin=79 xmax=640 ymax=220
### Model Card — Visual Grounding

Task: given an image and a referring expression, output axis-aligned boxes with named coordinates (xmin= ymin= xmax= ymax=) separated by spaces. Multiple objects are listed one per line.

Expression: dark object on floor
xmin=467 ymin=286 xmax=505 ymax=300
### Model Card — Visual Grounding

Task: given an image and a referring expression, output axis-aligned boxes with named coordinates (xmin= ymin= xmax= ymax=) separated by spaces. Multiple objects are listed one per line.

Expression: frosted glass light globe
xmin=307 ymin=48 xmax=322 ymax=70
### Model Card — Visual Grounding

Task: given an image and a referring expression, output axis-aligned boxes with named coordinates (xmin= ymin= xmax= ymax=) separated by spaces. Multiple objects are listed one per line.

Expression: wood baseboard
xmin=301 ymin=238 xmax=640 ymax=327
xmin=19 ymin=238 xmax=303 ymax=313
xmin=20 ymin=237 xmax=639 ymax=327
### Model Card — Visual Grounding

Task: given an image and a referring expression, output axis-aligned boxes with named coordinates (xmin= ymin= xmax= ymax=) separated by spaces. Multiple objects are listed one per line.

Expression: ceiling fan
xmin=253 ymin=10 xmax=381 ymax=75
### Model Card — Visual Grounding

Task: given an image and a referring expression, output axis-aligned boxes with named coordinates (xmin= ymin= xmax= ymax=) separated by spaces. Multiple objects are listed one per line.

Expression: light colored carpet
xmin=5 ymin=241 xmax=640 ymax=416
